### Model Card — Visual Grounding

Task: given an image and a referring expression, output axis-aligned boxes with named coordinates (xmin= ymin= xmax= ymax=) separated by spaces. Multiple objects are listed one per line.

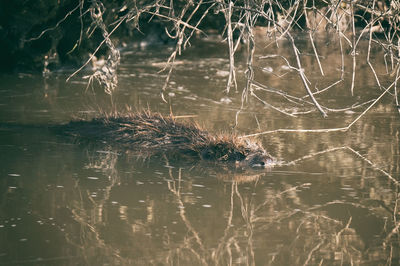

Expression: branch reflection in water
xmin=55 ymin=142 xmax=397 ymax=265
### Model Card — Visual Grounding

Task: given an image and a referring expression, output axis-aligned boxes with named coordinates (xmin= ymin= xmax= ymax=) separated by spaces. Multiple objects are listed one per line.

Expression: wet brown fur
xmin=63 ymin=110 xmax=273 ymax=167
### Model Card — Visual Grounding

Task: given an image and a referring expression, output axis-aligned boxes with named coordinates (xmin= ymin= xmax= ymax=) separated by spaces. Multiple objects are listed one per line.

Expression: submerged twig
xmin=279 ymin=145 xmax=398 ymax=186
xmin=241 ymin=78 xmax=396 ymax=138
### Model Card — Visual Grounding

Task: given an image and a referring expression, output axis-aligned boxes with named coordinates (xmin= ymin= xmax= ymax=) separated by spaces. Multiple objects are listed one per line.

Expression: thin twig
xmin=25 ymin=2 xmax=81 ymax=42
xmin=67 ymin=11 xmax=125 ymax=83
xmin=309 ymin=31 xmax=325 ymax=76
xmin=366 ymin=0 xmax=382 ymax=90
xmin=350 ymin=1 xmax=356 ymax=95
xmin=287 ymin=32 xmax=327 ymax=117
xmin=241 ymin=79 xmax=395 ymax=138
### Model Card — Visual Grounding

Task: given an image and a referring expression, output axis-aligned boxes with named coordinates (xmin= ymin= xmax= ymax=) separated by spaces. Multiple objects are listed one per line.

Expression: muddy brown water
xmin=0 ymin=35 xmax=399 ymax=265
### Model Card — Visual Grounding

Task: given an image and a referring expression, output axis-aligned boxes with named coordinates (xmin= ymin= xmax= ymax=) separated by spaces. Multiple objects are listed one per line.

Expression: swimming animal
xmin=61 ymin=111 xmax=274 ymax=169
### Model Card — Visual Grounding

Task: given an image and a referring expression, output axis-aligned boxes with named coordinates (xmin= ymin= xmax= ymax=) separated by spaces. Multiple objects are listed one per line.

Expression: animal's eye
xmin=234 ymin=152 xmax=245 ymax=160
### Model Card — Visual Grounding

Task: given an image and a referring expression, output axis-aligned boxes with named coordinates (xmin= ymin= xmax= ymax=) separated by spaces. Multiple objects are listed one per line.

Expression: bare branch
xmin=287 ymin=32 xmax=328 ymax=117
xmin=241 ymin=79 xmax=396 ymax=138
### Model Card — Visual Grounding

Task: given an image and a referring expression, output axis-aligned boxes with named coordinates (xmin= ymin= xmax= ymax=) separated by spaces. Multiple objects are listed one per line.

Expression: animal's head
xmin=199 ymin=137 xmax=274 ymax=169
xmin=236 ymin=150 xmax=274 ymax=168
xmin=234 ymin=138 xmax=274 ymax=168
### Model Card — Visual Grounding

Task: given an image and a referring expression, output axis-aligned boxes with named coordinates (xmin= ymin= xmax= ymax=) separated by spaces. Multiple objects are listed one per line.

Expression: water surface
xmin=0 ymin=35 xmax=399 ymax=265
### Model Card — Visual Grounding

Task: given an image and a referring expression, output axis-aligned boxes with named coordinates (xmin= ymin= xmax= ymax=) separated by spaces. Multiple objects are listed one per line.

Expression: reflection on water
xmin=0 ymin=36 xmax=399 ymax=265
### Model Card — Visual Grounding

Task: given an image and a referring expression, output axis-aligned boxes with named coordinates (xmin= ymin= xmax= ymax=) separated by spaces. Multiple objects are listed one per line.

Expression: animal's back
xmin=1 ymin=111 xmax=274 ymax=168
xmin=62 ymin=111 xmax=210 ymax=153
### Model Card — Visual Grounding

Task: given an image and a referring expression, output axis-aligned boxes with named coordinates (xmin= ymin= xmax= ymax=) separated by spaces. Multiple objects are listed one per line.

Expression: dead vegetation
xmin=48 ymin=1 xmax=398 ymax=126
xmin=21 ymin=1 xmax=398 ymax=123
